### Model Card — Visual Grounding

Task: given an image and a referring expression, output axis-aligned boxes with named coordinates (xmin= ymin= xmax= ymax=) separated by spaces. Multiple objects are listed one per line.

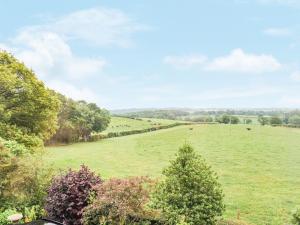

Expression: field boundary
xmin=90 ymin=122 xmax=193 ymax=141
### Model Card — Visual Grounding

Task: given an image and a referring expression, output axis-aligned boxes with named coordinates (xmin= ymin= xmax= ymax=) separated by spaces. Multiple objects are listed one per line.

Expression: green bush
xmin=0 ymin=137 xmax=29 ymax=156
xmin=0 ymin=123 xmax=43 ymax=151
xmin=152 ymin=144 xmax=225 ymax=225
xmin=292 ymin=206 xmax=300 ymax=225
xmin=0 ymin=151 xmax=53 ymax=213
xmin=23 ymin=205 xmax=45 ymax=223
xmin=0 ymin=209 xmax=18 ymax=225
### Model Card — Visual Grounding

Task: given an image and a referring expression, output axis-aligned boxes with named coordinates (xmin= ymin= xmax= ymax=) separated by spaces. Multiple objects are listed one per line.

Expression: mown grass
xmin=100 ymin=116 xmax=182 ymax=134
xmin=46 ymin=124 xmax=300 ymax=224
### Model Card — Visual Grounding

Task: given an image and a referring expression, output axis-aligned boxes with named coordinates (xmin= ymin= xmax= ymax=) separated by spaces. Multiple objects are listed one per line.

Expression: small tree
xmin=230 ymin=116 xmax=240 ymax=124
xmin=269 ymin=116 xmax=282 ymax=126
xmin=152 ymin=144 xmax=225 ymax=225
xmin=245 ymin=119 xmax=252 ymax=124
xmin=45 ymin=165 xmax=101 ymax=225
xmin=258 ymin=116 xmax=269 ymax=126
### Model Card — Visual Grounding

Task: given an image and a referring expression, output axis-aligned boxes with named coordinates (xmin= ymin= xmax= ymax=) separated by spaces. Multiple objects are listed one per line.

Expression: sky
xmin=1 ymin=0 xmax=300 ymax=109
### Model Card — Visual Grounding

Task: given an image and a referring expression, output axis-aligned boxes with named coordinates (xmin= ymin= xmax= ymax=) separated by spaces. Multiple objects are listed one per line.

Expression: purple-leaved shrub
xmin=45 ymin=165 xmax=101 ymax=225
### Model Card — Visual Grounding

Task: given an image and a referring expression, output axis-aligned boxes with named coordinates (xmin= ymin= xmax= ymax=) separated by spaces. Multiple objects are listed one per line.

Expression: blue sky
xmin=1 ymin=0 xmax=300 ymax=109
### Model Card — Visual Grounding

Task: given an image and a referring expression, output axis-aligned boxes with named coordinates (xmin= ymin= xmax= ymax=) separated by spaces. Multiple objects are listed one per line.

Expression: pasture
xmin=46 ymin=124 xmax=300 ymax=224
xmin=100 ymin=116 xmax=183 ymax=134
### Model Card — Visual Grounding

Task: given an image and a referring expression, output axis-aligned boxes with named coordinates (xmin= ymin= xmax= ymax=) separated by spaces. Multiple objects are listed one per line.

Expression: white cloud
xmin=7 ymin=31 xmax=107 ymax=80
xmin=0 ymin=6 xmax=147 ymax=105
xmin=164 ymin=49 xmax=282 ymax=73
xmin=263 ymin=27 xmax=292 ymax=37
xmin=23 ymin=7 xmax=145 ymax=48
xmin=163 ymin=54 xmax=207 ymax=68
xmin=48 ymin=80 xmax=99 ymax=103
xmin=205 ymin=48 xmax=281 ymax=73
xmin=291 ymin=71 xmax=300 ymax=81
xmin=0 ymin=7 xmax=145 ymax=81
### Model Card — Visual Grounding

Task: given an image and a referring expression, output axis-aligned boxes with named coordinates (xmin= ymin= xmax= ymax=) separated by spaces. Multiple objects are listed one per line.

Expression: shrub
xmin=23 ymin=205 xmax=45 ymax=223
xmin=0 ymin=209 xmax=18 ymax=225
xmin=258 ymin=116 xmax=269 ymax=126
xmin=269 ymin=116 xmax=282 ymax=126
xmin=289 ymin=115 xmax=300 ymax=125
xmin=7 ymin=156 xmax=53 ymax=208
xmin=0 ymin=123 xmax=43 ymax=151
xmin=230 ymin=116 xmax=240 ymax=124
xmin=82 ymin=177 xmax=163 ymax=225
xmin=292 ymin=206 xmax=300 ymax=225
xmin=0 ymin=137 xmax=29 ymax=156
xmin=245 ymin=119 xmax=252 ymax=124
xmin=45 ymin=165 xmax=102 ymax=225
xmin=152 ymin=144 xmax=225 ymax=225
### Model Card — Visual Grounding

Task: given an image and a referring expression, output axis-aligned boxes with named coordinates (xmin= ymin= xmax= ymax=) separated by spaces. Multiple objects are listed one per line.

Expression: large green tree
xmin=49 ymin=96 xmax=110 ymax=143
xmin=0 ymin=51 xmax=60 ymax=141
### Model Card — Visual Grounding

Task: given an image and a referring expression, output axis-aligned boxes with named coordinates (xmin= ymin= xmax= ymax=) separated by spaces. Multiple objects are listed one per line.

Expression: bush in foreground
xmin=45 ymin=165 xmax=102 ymax=225
xmin=83 ymin=177 xmax=163 ymax=225
xmin=152 ymin=144 xmax=225 ymax=225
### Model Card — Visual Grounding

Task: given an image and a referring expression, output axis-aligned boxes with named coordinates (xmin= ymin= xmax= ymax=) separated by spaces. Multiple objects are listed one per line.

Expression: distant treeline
xmin=116 ymin=109 xmax=300 ymax=126
xmin=116 ymin=110 xmax=189 ymax=120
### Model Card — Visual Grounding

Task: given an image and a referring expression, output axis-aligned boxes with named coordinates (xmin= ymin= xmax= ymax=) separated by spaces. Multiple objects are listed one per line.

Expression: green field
xmin=100 ymin=116 xmax=183 ymax=134
xmin=46 ymin=124 xmax=300 ymax=224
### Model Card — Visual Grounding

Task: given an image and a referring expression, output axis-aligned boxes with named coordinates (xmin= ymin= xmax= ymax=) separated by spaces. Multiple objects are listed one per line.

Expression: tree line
xmin=0 ymin=51 xmax=110 ymax=149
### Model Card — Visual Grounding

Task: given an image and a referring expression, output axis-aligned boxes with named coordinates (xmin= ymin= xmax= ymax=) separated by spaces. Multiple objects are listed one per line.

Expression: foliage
xmin=23 ymin=205 xmax=45 ymax=223
xmin=216 ymin=114 xmax=240 ymax=124
xmin=292 ymin=206 xmax=300 ymax=225
xmin=152 ymin=144 xmax=225 ymax=225
xmin=0 ymin=137 xmax=29 ymax=156
xmin=269 ymin=116 xmax=282 ymax=125
xmin=187 ymin=116 xmax=214 ymax=123
xmin=289 ymin=115 xmax=300 ymax=125
xmin=245 ymin=119 xmax=252 ymax=124
xmin=0 ymin=150 xmax=53 ymax=212
xmin=83 ymin=177 xmax=163 ymax=225
xmin=118 ymin=110 xmax=189 ymax=120
xmin=0 ymin=209 xmax=18 ymax=225
xmin=48 ymin=95 xmax=110 ymax=144
xmin=45 ymin=165 xmax=102 ymax=225
xmin=0 ymin=51 xmax=60 ymax=141
xmin=106 ymin=123 xmax=189 ymax=138
xmin=258 ymin=116 xmax=269 ymax=126
xmin=230 ymin=116 xmax=240 ymax=124
xmin=0 ymin=122 xmax=43 ymax=150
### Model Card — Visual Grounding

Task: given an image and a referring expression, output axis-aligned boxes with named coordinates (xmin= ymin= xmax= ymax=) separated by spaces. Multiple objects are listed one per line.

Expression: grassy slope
xmin=101 ymin=116 xmax=182 ymax=134
xmin=46 ymin=124 xmax=300 ymax=224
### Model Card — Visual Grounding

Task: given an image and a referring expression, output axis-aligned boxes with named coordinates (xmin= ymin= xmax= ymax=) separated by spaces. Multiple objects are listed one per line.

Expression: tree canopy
xmin=152 ymin=144 xmax=225 ymax=225
xmin=0 ymin=51 xmax=60 ymax=141
xmin=49 ymin=95 xmax=110 ymax=143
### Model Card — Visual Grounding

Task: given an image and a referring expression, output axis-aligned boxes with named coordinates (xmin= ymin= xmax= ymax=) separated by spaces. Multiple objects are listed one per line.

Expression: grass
xmin=100 ymin=116 xmax=183 ymax=134
xmin=45 ymin=124 xmax=300 ymax=224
